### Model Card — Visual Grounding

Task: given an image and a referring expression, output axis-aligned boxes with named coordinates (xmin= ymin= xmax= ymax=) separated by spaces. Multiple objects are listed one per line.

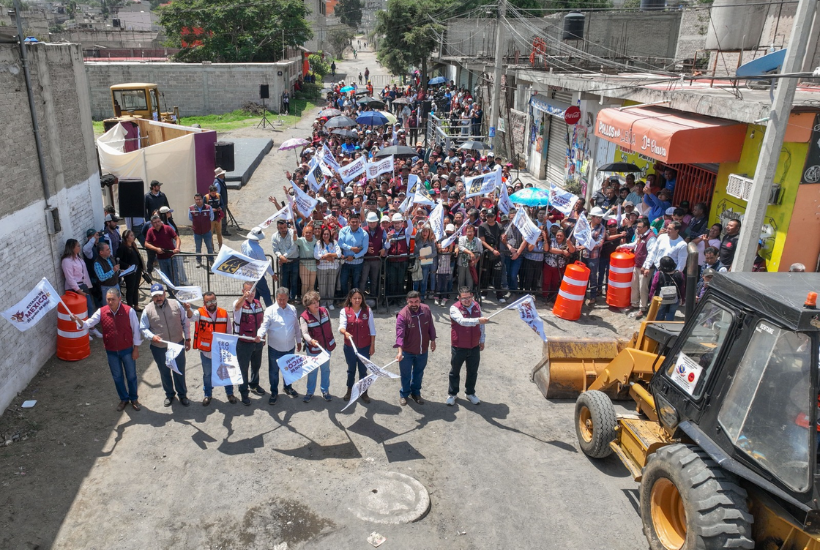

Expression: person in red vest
xmin=299 ymin=290 xmax=336 ymax=402
xmin=394 ymin=290 xmax=437 ymax=407
xmin=338 ymin=288 xmax=376 ymax=403
xmin=190 ymin=292 xmax=235 ymax=406
xmin=188 ymin=193 xmax=214 ymax=268
xmin=72 ymin=288 xmax=142 ymax=411
xmin=233 ymin=281 xmax=267 ymax=406
xmin=447 ymin=286 xmax=488 ymax=406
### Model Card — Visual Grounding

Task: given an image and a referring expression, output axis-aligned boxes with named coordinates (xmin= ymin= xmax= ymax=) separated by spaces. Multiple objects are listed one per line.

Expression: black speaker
xmin=117 ymin=178 xmax=145 ymax=218
xmin=260 ymin=84 xmax=270 ymax=99
xmin=420 ymin=100 xmax=433 ymax=117
xmin=214 ymin=141 xmax=235 ymax=172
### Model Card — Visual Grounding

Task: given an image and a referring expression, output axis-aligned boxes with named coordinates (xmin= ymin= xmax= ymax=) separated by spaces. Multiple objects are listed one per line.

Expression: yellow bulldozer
xmin=533 ymin=272 xmax=820 ymax=550
xmin=107 ymin=83 xmax=179 ymax=125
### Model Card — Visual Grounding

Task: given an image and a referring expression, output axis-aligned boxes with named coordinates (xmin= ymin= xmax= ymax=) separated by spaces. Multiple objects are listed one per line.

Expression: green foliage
xmin=335 ymin=0 xmax=363 ymax=28
xmin=375 ymin=0 xmax=444 ymax=83
xmin=159 ymin=0 xmax=313 ymax=63
xmin=327 ymin=26 xmax=355 ymax=58
xmin=308 ymin=53 xmax=330 ymax=78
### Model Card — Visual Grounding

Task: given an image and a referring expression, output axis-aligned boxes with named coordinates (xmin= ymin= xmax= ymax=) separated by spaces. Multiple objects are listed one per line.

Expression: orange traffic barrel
xmin=57 ymin=292 xmax=90 ymax=361
xmin=606 ymin=252 xmax=635 ymax=309
xmin=553 ymin=261 xmax=590 ymax=321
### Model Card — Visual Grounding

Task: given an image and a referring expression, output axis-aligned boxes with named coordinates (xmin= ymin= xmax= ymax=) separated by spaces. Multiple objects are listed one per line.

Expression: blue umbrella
xmin=509 ymin=188 xmax=551 ymax=207
xmin=428 ymin=76 xmax=446 ymax=85
xmin=340 ymin=85 xmax=355 ymax=93
xmin=356 ymin=111 xmax=389 ymax=126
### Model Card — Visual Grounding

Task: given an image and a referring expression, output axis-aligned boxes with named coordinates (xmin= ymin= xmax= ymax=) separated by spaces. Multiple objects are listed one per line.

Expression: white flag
xmin=398 ymin=193 xmax=414 ymax=213
xmin=356 ymin=352 xmax=400 ymax=379
xmin=574 ymin=213 xmax=596 ymax=250
xmin=512 ymin=295 xmax=548 ymax=342
xmin=154 ymin=269 xmax=203 ymax=303
xmin=162 ymin=340 xmax=184 ymax=375
xmin=413 ymin=185 xmax=436 ymax=206
xmin=429 ymin=202 xmax=446 ymax=241
xmin=339 ymin=156 xmax=366 ymax=184
xmin=211 ymin=333 xmax=244 ymax=385
xmin=306 ymin=158 xmax=325 ymax=192
xmin=439 ymin=219 xmax=468 ymax=247
xmin=321 ymin=143 xmax=342 ymax=173
xmin=366 ymin=155 xmax=394 ymax=179
xmin=258 ymin=204 xmax=292 ymax=230
xmin=549 ymin=184 xmax=579 ymax=217
xmin=1 ymin=278 xmax=61 ymax=332
xmin=342 ymin=373 xmax=378 ymax=411
xmin=513 ymin=208 xmax=541 ymax=246
xmin=498 ymin=182 xmax=514 ymax=215
xmin=277 ymin=349 xmax=331 ymax=386
xmin=407 ymin=174 xmax=421 ymax=194
xmin=465 ymin=170 xmax=499 ymax=198
xmin=211 ymin=246 xmax=272 ymax=282
xmin=290 ymin=180 xmax=318 ymax=217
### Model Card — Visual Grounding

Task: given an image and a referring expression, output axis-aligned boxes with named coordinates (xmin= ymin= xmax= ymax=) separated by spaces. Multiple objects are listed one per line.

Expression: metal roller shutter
xmin=546 ymin=115 xmax=569 ymax=186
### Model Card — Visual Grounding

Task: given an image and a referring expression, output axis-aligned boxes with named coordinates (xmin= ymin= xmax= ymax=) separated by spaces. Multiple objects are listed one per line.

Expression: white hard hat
xmin=589 ymin=207 xmax=606 ymax=217
xmin=391 ymin=213 xmax=404 ymax=222
xmin=366 ymin=212 xmax=380 ymax=223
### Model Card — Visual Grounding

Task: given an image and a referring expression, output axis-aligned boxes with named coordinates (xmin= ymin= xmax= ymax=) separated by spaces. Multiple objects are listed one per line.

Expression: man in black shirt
xmin=478 ymin=208 xmax=505 ymax=303
xmin=144 ymin=180 xmax=169 ymax=225
xmin=719 ymin=219 xmax=741 ymax=269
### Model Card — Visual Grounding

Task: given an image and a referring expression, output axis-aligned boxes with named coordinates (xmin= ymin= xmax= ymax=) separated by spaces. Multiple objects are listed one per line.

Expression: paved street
xmin=0 ymin=42 xmax=646 ymax=549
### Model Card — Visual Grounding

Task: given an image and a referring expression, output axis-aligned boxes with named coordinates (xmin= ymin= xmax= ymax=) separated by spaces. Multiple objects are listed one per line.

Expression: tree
xmin=308 ymin=53 xmax=330 ymax=77
xmin=159 ymin=0 xmax=313 ymax=63
xmin=327 ymin=26 xmax=355 ymax=59
xmin=335 ymin=0 xmax=362 ymax=28
xmin=375 ymin=0 xmax=443 ymax=85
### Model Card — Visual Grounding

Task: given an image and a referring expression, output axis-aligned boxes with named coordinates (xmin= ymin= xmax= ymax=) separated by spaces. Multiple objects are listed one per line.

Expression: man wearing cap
xmin=386 ymin=213 xmax=412 ymax=304
xmin=189 ymin=292 xmax=236 ymax=406
xmin=188 ymin=192 xmax=214 ymax=268
xmin=579 ymin=207 xmax=606 ymax=305
xmin=619 ymin=217 xmax=657 ymax=319
xmin=140 ymin=283 xmax=192 ymax=407
xmin=103 ymin=213 xmax=121 ymax=258
xmin=214 ymin=168 xmax=231 ymax=236
xmin=360 ymin=211 xmax=386 ymax=299
xmin=478 ymin=207 xmax=506 ymax=303
xmin=94 ymin=241 xmax=121 ymax=301
xmin=271 ymin=219 xmax=299 ymax=302
xmin=338 ymin=215 xmax=369 ymax=296
xmin=144 ymin=180 xmax=170 ymax=229
xmin=145 ymin=214 xmax=181 ymax=285
xmin=242 ymin=227 xmax=274 ymax=307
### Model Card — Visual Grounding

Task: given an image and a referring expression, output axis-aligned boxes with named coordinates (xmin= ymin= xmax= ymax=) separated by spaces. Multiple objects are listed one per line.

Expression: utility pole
xmin=733 ymin=0 xmax=817 ymax=272
xmin=488 ymin=0 xmax=506 ymax=151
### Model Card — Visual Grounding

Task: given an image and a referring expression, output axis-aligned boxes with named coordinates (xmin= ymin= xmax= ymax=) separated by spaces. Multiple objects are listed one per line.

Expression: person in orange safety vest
xmin=191 ymin=291 xmax=234 ymax=406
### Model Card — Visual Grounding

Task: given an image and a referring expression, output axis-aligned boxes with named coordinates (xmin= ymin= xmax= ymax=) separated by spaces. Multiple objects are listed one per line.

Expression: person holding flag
xmin=233 ymin=281 xmax=267 ymax=405
xmin=339 ymin=288 xmax=376 ymax=404
xmin=435 ymin=224 xmax=457 ymax=307
xmin=386 ymin=213 xmax=412 ymax=305
xmin=189 ymin=291 xmax=236 ymax=406
xmin=298 ymin=290 xmax=336 ymax=402
xmin=447 ymin=286 xmax=488 ymax=406
xmin=254 ymin=287 xmax=302 ymax=404
xmin=72 ymin=288 xmax=142 ymax=412
xmin=241 ymin=227 xmax=274 ymax=307
xmin=394 ymin=291 xmax=436 ymax=406
xmin=140 ymin=283 xmax=191 ymax=407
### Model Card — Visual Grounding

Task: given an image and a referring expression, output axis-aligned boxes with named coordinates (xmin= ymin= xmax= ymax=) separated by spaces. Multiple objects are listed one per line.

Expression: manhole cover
xmin=348 ymin=471 xmax=430 ymax=524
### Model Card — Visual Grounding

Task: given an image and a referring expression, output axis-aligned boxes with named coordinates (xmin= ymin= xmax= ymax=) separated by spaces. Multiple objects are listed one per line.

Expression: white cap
xmin=104 ymin=214 xmax=118 ymax=222
xmin=589 ymin=207 xmax=606 ymax=217
xmin=366 ymin=212 xmax=380 ymax=223
xmin=245 ymin=227 xmax=264 ymax=240
xmin=391 ymin=213 xmax=404 ymax=222
xmin=445 ymin=224 xmax=455 ymax=232
xmin=159 ymin=206 xmax=173 ymax=214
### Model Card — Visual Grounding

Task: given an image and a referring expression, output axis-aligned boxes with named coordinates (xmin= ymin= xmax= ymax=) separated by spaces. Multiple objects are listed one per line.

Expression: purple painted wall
xmin=194 ymin=130 xmax=217 ymax=195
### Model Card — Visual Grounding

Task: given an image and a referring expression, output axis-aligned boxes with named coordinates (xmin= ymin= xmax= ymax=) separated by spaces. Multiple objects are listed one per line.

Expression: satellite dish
xmin=736 ymin=48 xmax=787 ymax=78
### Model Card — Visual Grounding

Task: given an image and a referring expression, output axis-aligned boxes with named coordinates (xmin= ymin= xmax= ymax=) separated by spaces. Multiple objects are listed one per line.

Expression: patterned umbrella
xmin=318 ymin=108 xmax=342 ymax=118
xmin=278 ymin=138 xmax=310 ymax=151
xmin=509 ymin=188 xmax=551 ymax=207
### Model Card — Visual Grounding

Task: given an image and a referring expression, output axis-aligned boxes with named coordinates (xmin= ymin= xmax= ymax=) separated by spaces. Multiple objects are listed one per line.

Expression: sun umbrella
xmin=278 ymin=138 xmax=310 ymax=151
xmin=332 ymin=129 xmax=359 ymax=139
xmin=392 ymin=97 xmax=413 ymax=105
xmin=357 ymin=96 xmax=379 ymax=105
xmin=509 ymin=188 xmax=551 ymax=207
xmin=376 ymin=145 xmax=417 ymax=158
xmin=318 ymin=108 xmax=342 ymax=118
xmin=377 ymin=110 xmax=398 ymax=124
xmin=458 ymin=141 xmax=488 ymax=152
xmin=340 ymin=85 xmax=355 ymax=93
xmin=357 ymin=111 xmax=389 ymax=126
xmin=428 ymin=76 xmax=446 ymax=85
xmin=324 ymin=116 xmax=358 ymax=128
xmin=597 ymin=162 xmax=641 ymax=173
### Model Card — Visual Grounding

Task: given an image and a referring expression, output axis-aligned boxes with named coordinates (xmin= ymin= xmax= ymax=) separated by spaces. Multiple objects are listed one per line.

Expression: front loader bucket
xmin=531 ymin=337 xmax=629 ymax=400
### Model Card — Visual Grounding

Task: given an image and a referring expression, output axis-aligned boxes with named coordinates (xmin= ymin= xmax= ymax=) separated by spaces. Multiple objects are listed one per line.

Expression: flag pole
xmin=486 ymin=293 xmax=532 ymax=320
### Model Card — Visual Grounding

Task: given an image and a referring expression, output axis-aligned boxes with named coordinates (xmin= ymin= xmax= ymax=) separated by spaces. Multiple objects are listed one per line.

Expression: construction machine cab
xmin=109 ymin=83 xmax=178 ymax=124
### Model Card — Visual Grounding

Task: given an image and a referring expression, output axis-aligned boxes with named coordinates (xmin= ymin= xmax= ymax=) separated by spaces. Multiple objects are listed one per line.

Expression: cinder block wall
xmin=0 ymin=43 xmax=103 ymax=414
xmin=85 ymin=59 xmax=303 ymax=119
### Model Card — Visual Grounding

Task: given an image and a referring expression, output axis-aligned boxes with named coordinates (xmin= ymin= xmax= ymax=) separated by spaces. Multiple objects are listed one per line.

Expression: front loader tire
xmin=574 ymin=390 xmax=617 ymax=458
xmin=640 ymin=444 xmax=754 ymax=550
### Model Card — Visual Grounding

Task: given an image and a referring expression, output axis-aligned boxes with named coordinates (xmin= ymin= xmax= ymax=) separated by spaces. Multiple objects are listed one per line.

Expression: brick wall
xmin=0 ymin=43 xmax=103 ymax=414
xmin=85 ymin=59 xmax=304 ymax=119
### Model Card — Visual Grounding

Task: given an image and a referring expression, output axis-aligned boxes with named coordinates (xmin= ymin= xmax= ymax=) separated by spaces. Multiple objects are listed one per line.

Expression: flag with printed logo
xmin=211 ymin=246 xmax=271 ymax=282
xmin=277 ymin=349 xmax=331 ymax=386
xmin=339 ymin=156 xmax=366 ymax=184
xmin=290 ymin=180 xmax=318 ymax=216
xmin=1 ymin=278 xmax=61 ymax=332
xmin=211 ymin=333 xmax=244 ymax=385
xmin=513 ymin=208 xmax=541 ymax=246
xmin=549 ymin=184 xmax=578 ymax=217
xmin=366 ymin=155 xmax=394 ymax=179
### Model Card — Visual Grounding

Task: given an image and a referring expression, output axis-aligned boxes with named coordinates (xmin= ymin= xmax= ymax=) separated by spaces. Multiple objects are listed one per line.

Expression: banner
xmin=365 ymin=155 xmax=394 ymax=179
xmin=306 ymin=158 xmax=325 ymax=193
xmin=154 ymin=269 xmax=203 ymax=303
xmin=211 ymin=246 xmax=271 ymax=281
xmin=341 ymin=374 xmax=378 ymax=411
xmin=413 ymin=185 xmax=436 ymax=206
xmin=406 ymin=174 xmax=420 ymax=194
xmin=549 ymin=184 xmax=578 ymax=217
xmin=211 ymin=333 xmax=245 ymax=385
xmin=162 ymin=340 xmax=184 ymax=375
xmin=429 ymin=202 xmax=445 ymax=241
xmin=574 ymin=213 xmax=595 ymax=250
xmin=339 ymin=156 xmax=366 ymax=184
xmin=259 ymin=204 xmax=292 ymax=230
xmin=498 ymin=182 xmax=514 ymax=215
xmin=439 ymin=219 xmax=468 ymax=247
xmin=277 ymin=349 xmax=331 ymax=386
xmin=321 ymin=143 xmax=341 ymax=173
xmin=1 ymin=278 xmax=61 ymax=332
xmin=513 ymin=208 xmax=541 ymax=246
xmin=465 ymin=169 xmax=500 ymax=198
xmin=290 ymin=180 xmax=318 ymax=217
xmin=512 ymin=295 xmax=548 ymax=342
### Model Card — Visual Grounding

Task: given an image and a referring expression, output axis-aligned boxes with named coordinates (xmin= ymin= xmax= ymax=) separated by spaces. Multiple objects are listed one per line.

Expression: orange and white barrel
xmin=606 ymin=252 xmax=635 ymax=309
xmin=57 ymin=293 xmax=90 ymax=361
xmin=553 ymin=261 xmax=590 ymax=321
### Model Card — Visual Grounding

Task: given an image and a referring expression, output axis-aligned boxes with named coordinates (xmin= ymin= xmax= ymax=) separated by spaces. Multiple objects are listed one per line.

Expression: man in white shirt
xmin=255 ymin=286 xmax=302 ymax=404
xmin=644 ymin=221 xmax=687 ymax=273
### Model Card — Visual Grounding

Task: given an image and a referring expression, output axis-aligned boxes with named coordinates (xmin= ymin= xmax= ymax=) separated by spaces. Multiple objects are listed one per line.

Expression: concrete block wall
xmin=0 ymin=43 xmax=103 ymax=415
xmin=85 ymin=59 xmax=303 ymax=119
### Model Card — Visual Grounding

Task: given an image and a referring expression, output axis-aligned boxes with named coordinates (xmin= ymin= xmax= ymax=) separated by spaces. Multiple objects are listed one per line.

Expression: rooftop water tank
xmin=705 ymin=0 xmax=767 ymax=51
xmin=640 ymin=0 xmax=666 ymax=11
xmin=562 ymin=11 xmax=585 ymax=41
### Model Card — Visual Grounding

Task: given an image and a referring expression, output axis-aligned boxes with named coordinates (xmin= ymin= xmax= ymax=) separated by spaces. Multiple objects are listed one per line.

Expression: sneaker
xmin=446 ymin=395 xmax=456 ymax=406
xmin=467 ymin=394 xmax=481 ymax=405
xmin=196 ymin=262 xmax=203 ymax=269
xmin=163 ymin=396 xmax=174 ymax=407
xmin=303 ymin=394 xmax=313 ymax=403
xmin=400 ymin=397 xmax=408 ymax=406
xmin=329 ymin=304 xmax=335 ymax=311
xmin=285 ymin=387 xmax=299 ymax=397
xmin=434 ymin=299 xmax=440 ymax=306
xmin=322 ymin=392 xmax=332 ymax=402
xmin=634 ymin=310 xmax=646 ymax=320
xmin=179 ymin=397 xmax=190 ymax=406
xmin=91 ymin=329 xmax=103 ymax=339
xmin=251 ymin=386 xmax=266 ymax=396
xmin=268 ymin=394 xmax=278 ymax=405
xmin=499 ymin=298 xmax=506 ymax=304
xmin=440 ymin=299 xmax=448 ymax=308
xmin=242 ymin=397 xmax=251 ymax=406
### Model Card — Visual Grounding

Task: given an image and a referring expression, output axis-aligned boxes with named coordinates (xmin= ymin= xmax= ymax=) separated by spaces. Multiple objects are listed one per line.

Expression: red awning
xmin=594 ymin=107 xmax=747 ymax=164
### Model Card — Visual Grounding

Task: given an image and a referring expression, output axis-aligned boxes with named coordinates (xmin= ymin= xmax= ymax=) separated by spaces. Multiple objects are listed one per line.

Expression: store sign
xmin=564 ymin=106 xmax=581 ymax=125
xmin=801 ymin=114 xmax=820 ymax=184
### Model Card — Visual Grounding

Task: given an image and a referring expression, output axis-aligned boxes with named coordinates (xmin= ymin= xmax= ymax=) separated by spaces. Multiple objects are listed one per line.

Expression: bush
xmin=308 ymin=53 xmax=329 ymax=78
